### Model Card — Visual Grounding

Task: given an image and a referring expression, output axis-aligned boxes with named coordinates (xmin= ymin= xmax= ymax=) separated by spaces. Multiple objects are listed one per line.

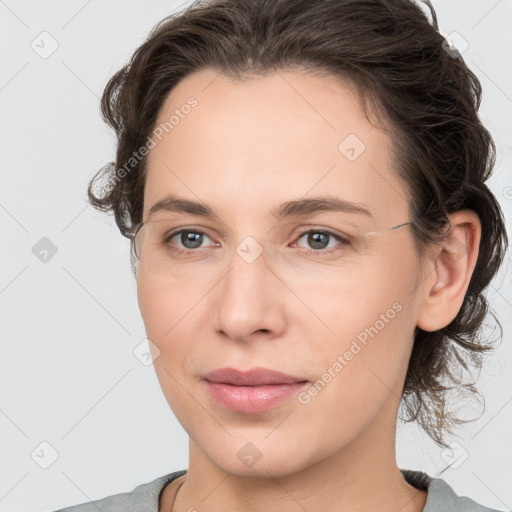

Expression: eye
xmin=292 ymin=229 xmax=350 ymax=254
xmin=166 ymin=229 xmax=216 ymax=252
xmin=163 ymin=227 xmax=350 ymax=255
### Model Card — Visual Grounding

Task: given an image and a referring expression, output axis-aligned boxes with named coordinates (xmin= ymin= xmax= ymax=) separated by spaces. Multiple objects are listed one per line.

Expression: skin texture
xmin=135 ymin=67 xmax=481 ymax=512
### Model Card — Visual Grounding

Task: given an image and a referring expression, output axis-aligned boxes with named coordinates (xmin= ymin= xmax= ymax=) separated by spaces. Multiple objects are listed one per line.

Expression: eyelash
xmin=164 ymin=228 xmax=351 ymax=256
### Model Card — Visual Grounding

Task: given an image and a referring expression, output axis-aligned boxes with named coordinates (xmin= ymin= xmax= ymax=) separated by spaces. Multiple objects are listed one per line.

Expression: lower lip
xmin=203 ymin=381 xmax=308 ymax=413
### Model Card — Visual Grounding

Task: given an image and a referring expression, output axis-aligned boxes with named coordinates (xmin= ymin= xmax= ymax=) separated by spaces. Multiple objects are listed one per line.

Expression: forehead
xmin=143 ymin=67 xmax=409 ymax=226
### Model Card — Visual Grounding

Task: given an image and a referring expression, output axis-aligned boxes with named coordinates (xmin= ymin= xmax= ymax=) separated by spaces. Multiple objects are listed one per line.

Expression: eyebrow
xmin=147 ymin=193 xmax=373 ymax=221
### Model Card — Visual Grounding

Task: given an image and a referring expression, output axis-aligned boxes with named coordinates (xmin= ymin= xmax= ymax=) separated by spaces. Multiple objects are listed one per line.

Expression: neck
xmin=170 ymin=407 xmax=427 ymax=512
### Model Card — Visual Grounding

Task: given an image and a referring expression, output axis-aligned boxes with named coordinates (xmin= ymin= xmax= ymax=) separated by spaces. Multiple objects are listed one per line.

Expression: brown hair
xmin=87 ymin=0 xmax=508 ymax=448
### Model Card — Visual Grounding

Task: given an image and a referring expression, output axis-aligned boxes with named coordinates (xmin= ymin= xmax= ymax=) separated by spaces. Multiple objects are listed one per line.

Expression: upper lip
xmin=202 ymin=367 xmax=308 ymax=386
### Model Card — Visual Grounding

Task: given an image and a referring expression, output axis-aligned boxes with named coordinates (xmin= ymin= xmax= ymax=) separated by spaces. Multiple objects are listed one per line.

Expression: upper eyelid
xmin=149 ymin=214 xmax=361 ymax=235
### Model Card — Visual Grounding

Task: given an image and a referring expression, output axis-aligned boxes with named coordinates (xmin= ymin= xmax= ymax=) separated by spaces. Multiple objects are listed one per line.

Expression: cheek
xmin=297 ymin=302 xmax=414 ymax=439
xmin=137 ymin=274 xmax=200 ymax=339
xmin=303 ymin=258 xmax=415 ymax=341
xmin=136 ymin=275 xmax=197 ymax=376
xmin=314 ymin=298 xmax=412 ymax=389
xmin=137 ymin=275 xmax=200 ymax=415
xmin=304 ymin=254 xmax=420 ymax=399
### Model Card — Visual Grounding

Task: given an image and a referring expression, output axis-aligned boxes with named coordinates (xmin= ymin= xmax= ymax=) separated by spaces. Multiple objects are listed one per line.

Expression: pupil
xmin=182 ymin=231 xmax=203 ymax=249
xmin=309 ymin=232 xmax=328 ymax=249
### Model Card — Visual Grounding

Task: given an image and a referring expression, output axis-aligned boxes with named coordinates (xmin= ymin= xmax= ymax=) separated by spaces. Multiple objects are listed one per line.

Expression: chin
xmin=198 ymin=433 xmax=316 ymax=479
xmin=215 ymin=455 xmax=303 ymax=479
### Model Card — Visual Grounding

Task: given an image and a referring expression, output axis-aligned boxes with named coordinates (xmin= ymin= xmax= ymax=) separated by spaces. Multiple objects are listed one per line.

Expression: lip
xmin=202 ymin=367 xmax=309 ymax=413
xmin=202 ymin=366 xmax=307 ymax=386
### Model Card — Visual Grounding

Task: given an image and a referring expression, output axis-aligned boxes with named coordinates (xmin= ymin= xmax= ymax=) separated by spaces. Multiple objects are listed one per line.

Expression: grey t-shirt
xmin=53 ymin=468 xmax=505 ymax=512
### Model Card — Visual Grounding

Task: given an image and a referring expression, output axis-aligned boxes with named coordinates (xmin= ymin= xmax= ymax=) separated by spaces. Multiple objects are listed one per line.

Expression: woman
xmin=55 ymin=0 xmax=508 ymax=510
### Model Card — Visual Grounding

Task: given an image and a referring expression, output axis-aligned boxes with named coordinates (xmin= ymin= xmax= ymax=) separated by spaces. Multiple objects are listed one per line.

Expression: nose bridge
xmin=212 ymin=234 xmax=285 ymax=340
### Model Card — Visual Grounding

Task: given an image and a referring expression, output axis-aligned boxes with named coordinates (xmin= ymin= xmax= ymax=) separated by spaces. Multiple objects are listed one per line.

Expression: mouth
xmin=202 ymin=366 xmax=308 ymax=386
xmin=201 ymin=367 xmax=309 ymax=413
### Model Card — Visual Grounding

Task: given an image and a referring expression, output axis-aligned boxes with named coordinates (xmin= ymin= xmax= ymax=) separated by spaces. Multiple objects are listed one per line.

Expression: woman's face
xmin=137 ymin=67 xmax=427 ymax=477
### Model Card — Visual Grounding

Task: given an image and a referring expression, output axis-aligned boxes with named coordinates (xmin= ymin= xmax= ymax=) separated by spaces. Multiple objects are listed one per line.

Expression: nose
xmin=211 ymin=238 xmax=287 ymax=342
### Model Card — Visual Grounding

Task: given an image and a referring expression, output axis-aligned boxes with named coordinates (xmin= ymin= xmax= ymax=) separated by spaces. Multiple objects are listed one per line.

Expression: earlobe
xmin=416 ymin=210 xmax=481 ymax=332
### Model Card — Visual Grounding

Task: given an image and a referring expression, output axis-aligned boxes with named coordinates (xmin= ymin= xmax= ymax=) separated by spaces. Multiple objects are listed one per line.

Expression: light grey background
xmin=1 ymin=1 xmax=511 ymax=511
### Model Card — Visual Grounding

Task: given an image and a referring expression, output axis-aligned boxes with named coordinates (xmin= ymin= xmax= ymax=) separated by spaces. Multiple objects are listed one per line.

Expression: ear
xmin=416 ymin=209 xmax=481 ymax=332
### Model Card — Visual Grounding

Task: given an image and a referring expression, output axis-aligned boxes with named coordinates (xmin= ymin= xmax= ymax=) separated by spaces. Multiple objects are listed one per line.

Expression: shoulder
xmin=401 ymin=469 xmax=506 ymax=512
xmin=425 ymin=476 xmax=506 ymax=512
xmin=51 ymin=469 xmax=187 ymax=512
